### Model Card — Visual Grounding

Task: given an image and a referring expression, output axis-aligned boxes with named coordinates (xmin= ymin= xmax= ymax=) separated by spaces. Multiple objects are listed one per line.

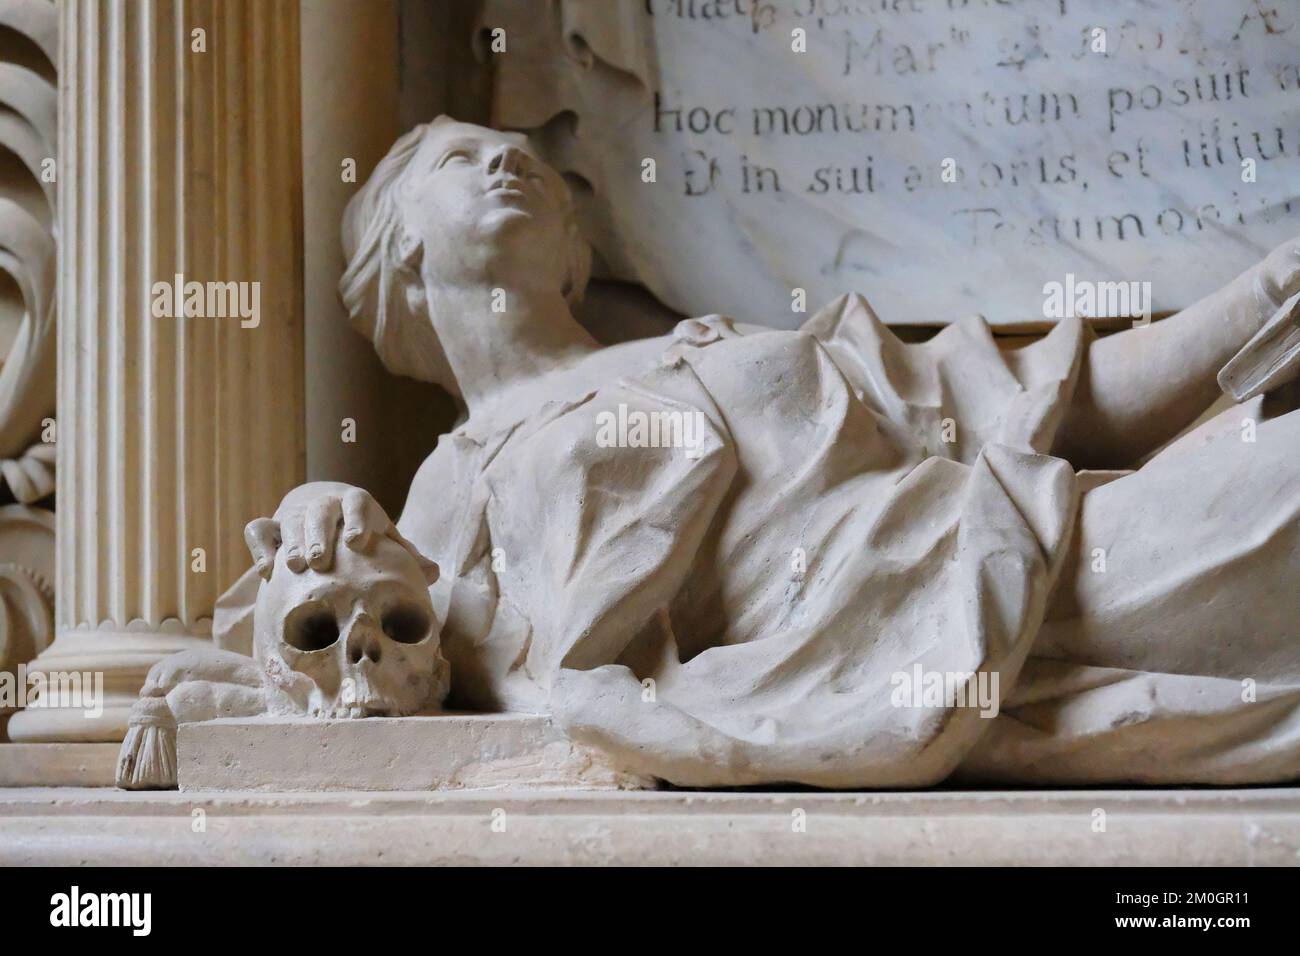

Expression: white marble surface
xmin=2 ymin=787 xmax=1298 ymax=865
xmin=0 ymin=743 xmax=116 ymax=787
xmin=487 ymin=0 xmax=1300 ymax=325
xmin=178 ymin=714 xmax=645 ymax=791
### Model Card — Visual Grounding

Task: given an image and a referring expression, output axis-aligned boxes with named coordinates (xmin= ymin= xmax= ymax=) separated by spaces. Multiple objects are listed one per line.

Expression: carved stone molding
xmin=0 ymin=0 xmax=57 ymax=734
xmin=0 ymin=504 xmax=53 ymax=721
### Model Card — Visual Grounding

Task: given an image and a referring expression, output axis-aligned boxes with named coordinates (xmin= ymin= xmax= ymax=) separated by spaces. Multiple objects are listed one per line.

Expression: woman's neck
xmin=423 ymin=277 xmax=599 ymax=418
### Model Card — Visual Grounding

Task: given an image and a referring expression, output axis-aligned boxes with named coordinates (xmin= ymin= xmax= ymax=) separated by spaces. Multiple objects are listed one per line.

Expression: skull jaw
xmin=305 ymin=683 xmax=423 ymax=719
xmin=262 ymin=686 xmax=431 ymax=719
xmin=261 ymin=662 xmax=443 ymax=719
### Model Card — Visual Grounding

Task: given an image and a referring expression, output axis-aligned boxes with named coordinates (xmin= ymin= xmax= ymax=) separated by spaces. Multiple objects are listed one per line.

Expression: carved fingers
xmin=244 ymin=517 xmax=281 ymax=580
xmin=341 ymin=486 xmax=384 ymax=552
xmin=279 ymin=506 xmax=309 ymax=573
xmin=339 ymin=487 xmax=438 ymax=582
xmin=304 ymin=495 xmax=342 ymax=571
xmin=298 ymin=486 xmax=394 ymax=567
xmin=244 ymin=485 xmax=404 ymax=579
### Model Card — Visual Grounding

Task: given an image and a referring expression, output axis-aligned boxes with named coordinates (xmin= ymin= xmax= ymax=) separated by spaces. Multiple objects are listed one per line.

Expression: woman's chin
xmin=478 ymin=203 xmax=536 ymax=231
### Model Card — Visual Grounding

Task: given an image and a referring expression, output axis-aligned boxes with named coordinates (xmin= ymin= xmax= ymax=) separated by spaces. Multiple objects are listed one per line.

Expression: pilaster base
xmin=6 ymin=630 xmax=210 ymax=742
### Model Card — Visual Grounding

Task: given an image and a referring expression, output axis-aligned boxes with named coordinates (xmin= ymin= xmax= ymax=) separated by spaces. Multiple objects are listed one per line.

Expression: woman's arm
xmin=1054 ymin=237 xmax=1300 ymax=469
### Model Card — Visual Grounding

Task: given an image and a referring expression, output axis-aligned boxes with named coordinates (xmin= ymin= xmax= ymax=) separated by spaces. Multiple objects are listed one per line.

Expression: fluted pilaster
xmin=9 ymin=0 xmax=304 ymax=741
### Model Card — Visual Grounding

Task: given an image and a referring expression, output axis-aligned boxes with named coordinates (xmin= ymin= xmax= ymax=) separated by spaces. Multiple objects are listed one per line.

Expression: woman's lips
xmin=486 ymin=179 xmax=527 ymax=200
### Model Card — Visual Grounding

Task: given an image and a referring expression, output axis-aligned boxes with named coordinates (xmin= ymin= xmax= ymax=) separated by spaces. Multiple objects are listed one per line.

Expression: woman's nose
xmin=486 ymin=145 xmax=528 ymax=178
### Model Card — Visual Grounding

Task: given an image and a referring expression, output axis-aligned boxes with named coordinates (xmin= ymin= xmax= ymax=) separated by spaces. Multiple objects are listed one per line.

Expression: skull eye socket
xmin=381 ymin=604 xmax=431 ymax=645
xmin=284 ymin=607 xmax=341 ymax=651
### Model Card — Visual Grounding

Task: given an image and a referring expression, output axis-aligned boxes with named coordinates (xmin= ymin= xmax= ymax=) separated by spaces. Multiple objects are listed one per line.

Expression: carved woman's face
xmin=402 ymin=121 xmax=573 ymax=293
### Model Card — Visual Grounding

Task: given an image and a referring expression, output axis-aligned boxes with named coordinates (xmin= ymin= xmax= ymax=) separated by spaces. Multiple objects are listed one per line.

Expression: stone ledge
xmin=2 ymin=787 xmax=1298 ymax=865
xmin=0 ymin=744 xmax=119 ymax=788
xmin=178 ymin=714 xmax=645 ymax=791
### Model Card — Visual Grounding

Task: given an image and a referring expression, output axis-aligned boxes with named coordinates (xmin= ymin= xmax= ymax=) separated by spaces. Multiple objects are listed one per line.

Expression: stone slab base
xmin=178 ymin=714 xmax=648 ymax=791
xmin=2 ymin=787 xmax=1298 ymax=865
xmin=0 ymin=744 xmax=119 ymax=787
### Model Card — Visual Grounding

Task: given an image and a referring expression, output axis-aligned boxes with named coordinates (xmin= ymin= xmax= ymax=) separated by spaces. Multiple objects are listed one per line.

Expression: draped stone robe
xmin=397 ymin=295 xmax=1087 ymax=787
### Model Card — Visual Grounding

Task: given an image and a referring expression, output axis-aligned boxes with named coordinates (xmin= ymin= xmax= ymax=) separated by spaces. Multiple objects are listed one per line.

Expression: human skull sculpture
xmin=253 ymin=534 xmax=448 ymax=718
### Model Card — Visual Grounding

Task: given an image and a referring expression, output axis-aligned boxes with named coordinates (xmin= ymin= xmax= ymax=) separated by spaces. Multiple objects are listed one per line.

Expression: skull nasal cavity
xmin=350 ymin=642 xmax=381 ymax=665
xmin=286 ymin=610 xmax=340 ymax=651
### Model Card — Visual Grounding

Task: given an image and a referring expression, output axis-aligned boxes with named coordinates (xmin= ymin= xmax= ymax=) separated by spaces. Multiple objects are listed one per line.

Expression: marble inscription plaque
xmin=487 ymin=0 xmax=1300 ymax=326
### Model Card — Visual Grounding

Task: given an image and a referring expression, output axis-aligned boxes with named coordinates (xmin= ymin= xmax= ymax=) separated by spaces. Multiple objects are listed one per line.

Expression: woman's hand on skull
xmin=244 ymin=482 xmax=422 ymax=580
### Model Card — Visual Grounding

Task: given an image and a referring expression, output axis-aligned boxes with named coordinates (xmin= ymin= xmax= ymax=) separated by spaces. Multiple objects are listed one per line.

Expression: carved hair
xmin=338 ymin=116 xmax=591 ymax=398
